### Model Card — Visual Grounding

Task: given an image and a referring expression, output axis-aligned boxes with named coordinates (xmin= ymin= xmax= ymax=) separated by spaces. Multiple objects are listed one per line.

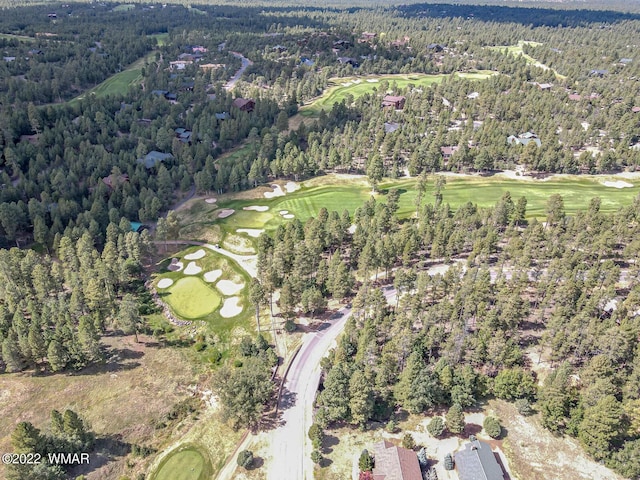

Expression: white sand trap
xmin=348 ymin=224 xmax=357 ymax=234
xmin=243 ymin=205 xmax=269 ymax=212
xmin=217 ymin=279 xmax=245 ymax=296
xmin=283 ymin=214 xmax=295 ymax=219
xmin=264 ymin=184 xmax=285 ymax=198
xmin=217 ymin=209 xmax=235 ymax=218
xmin=184 ymin=261 xmax=202 ymax=275
xmin=279 ymin=210 xmax=289 ymax=215
xmin=220 ymin=296 xmax=243 ymax=318
xmin=601 ymin=180 xmax=633 ymax=188
xmin=204 ymin=269 xmax=223 ymax=283
xmin=205 ymin=198 xmax=217 ymax=204
xmin=367 ymin=79 xmax=379 ymax=83
xmin=237 ymin=228 xmax=265 ymax=238
xmin=184 ymin=249 xmax=206 ymax=260
xmin=285 ymin=181 xmax=300 ymax=193
xmin=157 ymin=278 xmax=174 ymax=289
xmin=167 ymin=259 xmax=183 ymax=272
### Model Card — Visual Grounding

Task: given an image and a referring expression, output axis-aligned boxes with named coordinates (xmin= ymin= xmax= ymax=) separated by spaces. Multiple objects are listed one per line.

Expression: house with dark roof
xmin=455 ymin=439 xmax=505 ymax=480
xmin=337 ymin=57 xmax=359 ymax=67
xmin=137 ymin=151 xmax=173 ymax=169
xmin=589 ymin=69 xmax=609 ymax=77
xmin=232 ymin=98 xmax=255 ymax=112
xmin=102 ymin=173 xmax=129 ymax=189
xmin=382 ymin=95 xmax=406 ymax=110
xmin=372 ymin=440 xmax=422 ymax=480
xmin=174 ymin=128 xmax=192 ymax=143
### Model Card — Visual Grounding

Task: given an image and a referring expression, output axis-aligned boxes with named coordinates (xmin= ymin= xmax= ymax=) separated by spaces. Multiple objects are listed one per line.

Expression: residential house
xmin=382 ymin=95 xmax=406 ymax=110
xmin=507 ymin=132 xmax=541 ymax=147
xmin=174 ymin=128 xmax=192 ymax=143
xmin=589 ymin=69 xmax=609 ymax=77
xmin=192 ymin=45 xmax=208 ymax=53
xmin=170 ymin=60 xmax=192 ymax=70
xmin=391 ymin=36 xmax=410 ymax=48
xmin=337 ymin=57 xmax=359 ymax=67
xmin=102 ymin=173 xmax=129 ymax=189
xmin=467 ymin=92 xmax=479 ymax=99
xmin=619 ymin=58 xmax=633 ymax=65
xmin=384 ymin=122 xmax=400 ymax=133
xmin=300 ymin=57 xmax=315 ymax=67
xmin=537 ymin=83 xmax=553 ymax=90
xmin=215 ymin=112 xmax=229 ymax=120
xmin=232 ymin=98 xmax=255 ymax=112
xmin=200 ymin=63 xmax=224 ymax=71
xmin=632 ymin=106 xmax=640 ymax=113
xmin=568 ymin=93 xmax=582 ymax=101
xmin=137 ymin=151 xmax=173 ymax=169
xmin=273 ymin=45 xmax=288 ymax=53
xmin=3 ymin=56 xmax=16 ymax=62
xmin=455 ymin=439 xmax=505 ymax=480
xmin=441 ymin=146 xmax=460 ymax=159
xmin=427 ymin=43 xmax=444 ymax=52
xmin=371 ymin=440 xmax=422 ymax=480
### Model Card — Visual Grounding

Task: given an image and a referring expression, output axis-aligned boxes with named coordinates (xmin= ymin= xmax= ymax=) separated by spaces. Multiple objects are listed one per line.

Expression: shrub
xmin=483 ymin=416 xmax=502 ymax=438
xmin=402 ymin=433 xmax=416 ymax=450
xmin=385 ymin=419 xmax=397 ymax=433
xmin=308 ymin=423 xmax=324 ymax=450
xmin=284 ymin=319 xmax=296 ymax=332
xmin=311 ymin=450 xmax=323 ymax=464
xmin=237 ymin=450 xmax=254 ymax=469
xmin=358 ymin=449 xmax=374 ymax=472
xmin=417 ymin=447 xmax=429 ymax=469
xmin=427 ymin=417 xmax=445 ymax=437
xmin=515 ymin=398 xmax=533 ymax=416
xmin=444 ymin=453 xmax=454 ymax=470
xmin=193 ymin=341 xmax=206 ymax=352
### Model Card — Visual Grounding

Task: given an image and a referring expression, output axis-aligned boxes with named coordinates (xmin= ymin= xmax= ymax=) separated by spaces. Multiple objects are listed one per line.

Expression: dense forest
xmin=0 ymin=1 xmax=640 ymax=478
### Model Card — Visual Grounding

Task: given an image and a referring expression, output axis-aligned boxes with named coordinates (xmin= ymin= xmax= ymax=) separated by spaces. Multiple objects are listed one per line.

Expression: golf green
xmin=152 ymin=446 xmax=212 ymax=480
xmin=164 ymin=277 xmax=222 ymax=319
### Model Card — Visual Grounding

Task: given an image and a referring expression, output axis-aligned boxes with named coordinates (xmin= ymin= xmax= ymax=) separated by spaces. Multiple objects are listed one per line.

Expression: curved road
xmin=265 ymin=288 xmax=397 ymax=480
xmin=224 ymin=51 xmax=253 ymax=91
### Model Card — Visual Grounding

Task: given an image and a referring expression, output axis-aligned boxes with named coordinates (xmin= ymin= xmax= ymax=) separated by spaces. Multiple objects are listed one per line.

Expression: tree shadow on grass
xmin=464 ymin=423 xmax=483 ymax=437
xmin=67 ymin=434 xmax=130 ymax=479
xmin=319 ymin=457 xmax=333 ymax=468
xmin=321 ymin=434 xmax=340 ymax=455
xmin=248 ymin=456 xmax=265 ymax=470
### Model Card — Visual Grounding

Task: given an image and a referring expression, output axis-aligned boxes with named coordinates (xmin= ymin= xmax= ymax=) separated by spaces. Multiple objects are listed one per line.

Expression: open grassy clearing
xmin=149 ymin=32 xmax=170 ymax=46
xmin=0 ymin=334 xmax=199 ymax=480
xmin=300 ymin=71 xmax=496 ymax=117
xmin=151 ymin=443 xmax=213 ymax=480
xmin=489 ymin=40 xmax=566 ymax=79
xmin=0 ymin=32 xmax=35 ymax=42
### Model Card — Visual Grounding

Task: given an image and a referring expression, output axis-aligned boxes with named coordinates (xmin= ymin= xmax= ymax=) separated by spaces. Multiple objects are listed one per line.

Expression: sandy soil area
xmin=157 ymin=278 xmax=174 ymax=289
xmin=242 ymin=205 xmax=269 ymax=211
xmin=167 ymin=258 xmax=183 ymax=272
xmin=217 ymin=209 xmax=235 ymax=218
xmin=220 ymin=297 xmax=242 ymax=318
xmin=184 ymin=249 xmax=206 ymax=260
xmin=203 ymin=269 xmax=223 ymax=283
xmin=216 ymin=279 xmax=245 ymax=296
xmin=236 ymin=228 xmax=264 ymax=238
xmin=264 ymin=184 xmax=285 ymax=198
xmin=205 ymin=198 xmax=217 ymax=204
xmin=184 ymin=261 xmax=202 ymax=275
xmin=601 ymin=180 xmax=634 ymax=188
xmin=285 ymin=181 xmax=300 ymax=193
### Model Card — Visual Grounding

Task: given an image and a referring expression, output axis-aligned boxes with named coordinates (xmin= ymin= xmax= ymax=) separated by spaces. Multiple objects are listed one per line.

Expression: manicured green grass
xmin=112 ymin=4 xmax=135 ymax=11
xmin=149 ymin=33 xmax=169 ymax=46
xmin=489 ymin=41 xmax=566 ymax=79
xmin=0 ymin=32 xmax=35 ymax=42
xmin=301 ymin=71 xmax=495 ymax=117
xmin=213 ymin=174 xmax=640 ymax=234
xmin=164 ymin=277 xmax=221 ymax=320
xmin=151 ymin=444 xmax=213 ymax=480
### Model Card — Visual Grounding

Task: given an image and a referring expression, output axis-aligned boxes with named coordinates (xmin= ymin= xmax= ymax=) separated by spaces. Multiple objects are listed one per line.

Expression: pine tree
xmin=445 ymin=404 xmax=465 ymax=434
xmin=349 ymin=369 xmax=374 ymax=428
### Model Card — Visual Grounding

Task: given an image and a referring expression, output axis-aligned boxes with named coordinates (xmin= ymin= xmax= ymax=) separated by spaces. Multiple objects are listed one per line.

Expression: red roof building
xmin=382 ymin=95 xmax=406 ymax=110
xmin=232 ymin=98 xmax=256 ymax=112
xmin=372 ymin=440 xmax=422 ymax=480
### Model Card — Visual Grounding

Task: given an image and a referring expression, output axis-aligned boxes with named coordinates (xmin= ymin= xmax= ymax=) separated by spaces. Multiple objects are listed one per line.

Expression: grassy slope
xmin=301 ymin=71 xmax=495 ymax=117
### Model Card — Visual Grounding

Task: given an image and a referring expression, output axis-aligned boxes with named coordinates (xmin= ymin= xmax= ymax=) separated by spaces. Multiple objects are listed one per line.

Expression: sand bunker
xmin=204 ymin=269 xmax=223 ymax=283
xmin=184 ymin=249 xmax=206 ymax=260
xmin=217 ymin=279 xmax=245 ymax=296
xmin=279 ymin=210 xmax=289 ymax=215
xmin=220 ymin=296 xmax=243 ymax=318
xmin=367 ymin=79 xmax=379 ymax=83
xmin=237 ymin=228 xmax=265 ymax=238
xmin=285 ymin=181 xmax=300 ymax=193
xmin=264 ymin=184 xmax=285 ymax=198
xmin=601 ymin=180 xmax=634 ymax=188
xmin=217 ymin=209 xmax=235 ymax=218
xmin=348 ymin=224 xmax=357 ymax=234
xmin=205 ymin=198 xmax=217 ymax=204
xmin=167 ymin=258 xmax=184 ymax=272
xmin=184 ymin=261 xmax=202 ymax=275
xmin=157 ymin=278 xmax=174 ymax=289
xmin=243 ymin=205 xmax=269 ymax=212
xmin=283 ymin=214 xmax=295 ymax=219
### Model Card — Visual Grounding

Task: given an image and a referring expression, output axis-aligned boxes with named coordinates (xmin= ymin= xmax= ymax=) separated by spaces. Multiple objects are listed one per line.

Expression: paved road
xmin=224 ymin=52 xmax=253 ymax=90
xmin=265 ymin=288 xmax=396 ymax=480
